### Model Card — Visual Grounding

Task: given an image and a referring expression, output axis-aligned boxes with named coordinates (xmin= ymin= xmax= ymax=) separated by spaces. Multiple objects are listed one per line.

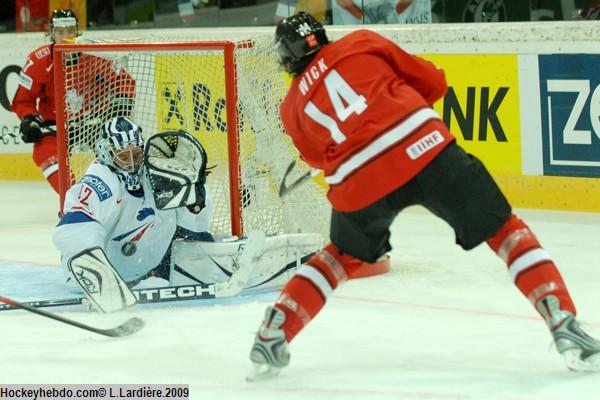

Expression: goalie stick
xmin=213 ymin=230 xmax=265 ymax=296
xmin=0 ymin=281 xmax=269 ymax=312
xmin=0 ymin=295 xmax=144 ymax=338
xmin=278 ymin=160 xmax=320 ymax=198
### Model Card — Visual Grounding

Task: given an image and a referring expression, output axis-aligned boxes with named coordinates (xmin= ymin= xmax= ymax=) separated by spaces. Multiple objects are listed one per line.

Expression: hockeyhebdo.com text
xmin=0 ymin=385 xmax=189 ymax=400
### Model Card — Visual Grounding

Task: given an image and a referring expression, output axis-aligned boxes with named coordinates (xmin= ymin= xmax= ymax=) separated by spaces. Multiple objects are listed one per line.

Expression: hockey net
xmin=53 ymin=39 xmax=330 ymax=238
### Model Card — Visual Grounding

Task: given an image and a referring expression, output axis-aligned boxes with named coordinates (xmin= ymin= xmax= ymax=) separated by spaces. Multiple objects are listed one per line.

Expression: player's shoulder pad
xmin=78 ymin=162 xmax=118 ymax=202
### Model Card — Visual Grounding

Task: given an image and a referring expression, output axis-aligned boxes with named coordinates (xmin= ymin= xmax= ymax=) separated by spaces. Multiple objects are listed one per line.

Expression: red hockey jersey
xmin=12 ymin=44 xmax=56 ymax=121
xmin=11 ymin=44 xmax=136 ymax=122
xmin=280 ymin=29 xmax=455 ymax=212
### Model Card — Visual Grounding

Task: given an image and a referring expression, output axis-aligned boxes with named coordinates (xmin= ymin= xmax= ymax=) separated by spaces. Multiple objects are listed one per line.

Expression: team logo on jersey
xmin=137 ymin=207 xmax=155 ymax=221
xmin=80 ymin=174 xmax=112 ymax=201
xmin=121 ymin=241 xmax=137 ymax=256
xmin=112 ymin=222 xmax=155 ymax=257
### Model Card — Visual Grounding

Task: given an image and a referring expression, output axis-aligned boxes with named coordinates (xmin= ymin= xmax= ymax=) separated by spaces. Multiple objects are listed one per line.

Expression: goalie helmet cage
xmin=53 ymin=40 xmax=330 ymax=238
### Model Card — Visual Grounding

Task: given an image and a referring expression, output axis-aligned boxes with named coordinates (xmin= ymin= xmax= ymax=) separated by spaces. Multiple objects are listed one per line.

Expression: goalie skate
xmin=247 ymin=306 xmax=290 ymax=382
xmin=552 ymin=314 xmax=600 ymax=372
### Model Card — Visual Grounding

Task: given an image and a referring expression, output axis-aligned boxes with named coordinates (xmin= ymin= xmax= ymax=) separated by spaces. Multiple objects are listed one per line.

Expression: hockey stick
xmin=0 ymin=295 xmax=144 ymax=337
xmin=278 ymin=160 xmax=320 ymax=198
xmin=0 ymin=284 xmax=214 ymax=312
xmin=40 ymin=124 xmax=56 ymax=137
xmin=214 ymin=230 xmax=266 ymax=297
xmin=0 ymin=281 xmax=254 ymax=312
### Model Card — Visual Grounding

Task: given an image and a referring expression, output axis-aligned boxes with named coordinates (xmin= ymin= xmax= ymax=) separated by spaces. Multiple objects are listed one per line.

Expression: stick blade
xmin=102 ymin=317 xmax=145 ymax=337
xmin=278 ymin=161 xmax=297 ymax=197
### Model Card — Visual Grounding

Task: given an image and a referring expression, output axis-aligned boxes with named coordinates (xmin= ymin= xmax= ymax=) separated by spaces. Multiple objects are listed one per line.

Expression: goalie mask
xmin=143 ymin=131 xmax=208 ymax=211
xmin=95 ymin=117 xmax=144 ymax=191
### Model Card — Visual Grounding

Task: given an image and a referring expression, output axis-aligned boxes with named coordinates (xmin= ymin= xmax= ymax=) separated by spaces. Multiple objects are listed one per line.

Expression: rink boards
xmin=2 ymin=23 xmax=600 ymax=210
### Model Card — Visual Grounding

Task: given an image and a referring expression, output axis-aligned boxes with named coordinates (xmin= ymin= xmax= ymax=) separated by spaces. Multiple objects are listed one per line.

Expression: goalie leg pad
xmin=170 ymin=233 xmax=323 ymax=292
xmin=68 ymin=247 xmax=137 ymax=313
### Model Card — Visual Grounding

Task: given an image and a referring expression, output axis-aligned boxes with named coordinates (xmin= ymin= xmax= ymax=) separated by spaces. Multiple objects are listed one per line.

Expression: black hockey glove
xmin=19 ymin=114 xmax=45 ymax=143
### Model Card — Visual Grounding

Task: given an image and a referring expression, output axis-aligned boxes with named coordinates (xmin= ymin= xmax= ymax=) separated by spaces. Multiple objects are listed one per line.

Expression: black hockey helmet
xmin=274 ymin=12 xmax=329 ymax=76
xmin=48 ymin=9 xmax=80 ymax=42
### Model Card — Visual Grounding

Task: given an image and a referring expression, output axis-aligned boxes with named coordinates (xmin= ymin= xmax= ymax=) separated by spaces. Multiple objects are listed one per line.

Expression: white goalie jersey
xmin=53 ymin=159 xmax=323 ymax=296
xmin=53 ymin=160 xmax=214 ymax=284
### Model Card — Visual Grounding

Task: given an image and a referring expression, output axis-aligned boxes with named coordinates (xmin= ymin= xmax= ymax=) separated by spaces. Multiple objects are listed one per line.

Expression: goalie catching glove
xmin=143 ymin=131 xmax=208 ymax=212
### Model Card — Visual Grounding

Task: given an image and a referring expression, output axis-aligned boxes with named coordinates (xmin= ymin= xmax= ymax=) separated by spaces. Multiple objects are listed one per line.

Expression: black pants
xmin=330 ymin=142 xmax=512 ymax=263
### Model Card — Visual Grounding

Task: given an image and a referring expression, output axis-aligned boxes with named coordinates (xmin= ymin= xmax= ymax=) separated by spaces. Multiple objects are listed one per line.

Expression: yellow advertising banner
xmin=154 ymin=54 xmax=230 ymax=165
xmin=423 ymin=54 xmax=521 ymax=176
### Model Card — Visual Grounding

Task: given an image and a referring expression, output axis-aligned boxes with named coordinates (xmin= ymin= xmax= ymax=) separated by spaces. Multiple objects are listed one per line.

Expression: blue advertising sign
xmin=539 ymin=54 xmax=600 ymax=177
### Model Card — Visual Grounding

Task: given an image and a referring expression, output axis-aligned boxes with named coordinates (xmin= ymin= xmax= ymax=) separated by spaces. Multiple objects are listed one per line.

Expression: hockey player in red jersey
xmin=247 ymin=12 xmax=600 ymax=380
xmin=11 ymin=9 xmax=135 ymax=194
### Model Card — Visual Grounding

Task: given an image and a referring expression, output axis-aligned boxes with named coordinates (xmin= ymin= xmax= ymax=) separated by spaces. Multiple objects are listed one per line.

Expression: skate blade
xmin=246 ymin=363 xmax=282 ymax=382
xmin=563 ymin=349 xmax=600 ymax=372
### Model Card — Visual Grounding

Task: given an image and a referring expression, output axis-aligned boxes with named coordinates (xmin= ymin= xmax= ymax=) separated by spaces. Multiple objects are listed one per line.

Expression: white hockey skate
xmin=552 ymin=313 xmax=600 ymax=372
xmin=247 ymin=306 xmax=290 ymax=382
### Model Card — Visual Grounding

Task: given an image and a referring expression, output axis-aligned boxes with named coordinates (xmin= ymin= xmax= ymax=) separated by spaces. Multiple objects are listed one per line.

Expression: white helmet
xmin=95 ymin=117 xmax=144 ymax=191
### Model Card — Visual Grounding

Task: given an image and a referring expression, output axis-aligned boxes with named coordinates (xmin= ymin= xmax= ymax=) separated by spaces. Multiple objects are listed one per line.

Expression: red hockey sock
xmin=33 ymin=136 xmax=60 ymax=193
xmin=487 ymin=214 xmax=576 ymax=326
xmin=275 ymin=242 xmax=351 ymax=342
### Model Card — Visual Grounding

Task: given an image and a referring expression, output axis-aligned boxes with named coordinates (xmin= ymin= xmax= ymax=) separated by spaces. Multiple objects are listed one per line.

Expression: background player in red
xmin=11 ymin=9 xmax=135 ymax=194
xmin=11 ymin=9 xmax=80 ymax=193
xmin=247 ymin=12 xmax=600 ymax=380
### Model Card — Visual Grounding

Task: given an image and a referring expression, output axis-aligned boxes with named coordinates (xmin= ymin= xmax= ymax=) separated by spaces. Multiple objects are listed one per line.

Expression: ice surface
xmin=1 ymin=181 xmax=599 ymax=399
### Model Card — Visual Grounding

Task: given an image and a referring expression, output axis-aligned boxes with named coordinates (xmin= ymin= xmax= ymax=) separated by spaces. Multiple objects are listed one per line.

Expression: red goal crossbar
xmin=52 ymin=41 xmax=243 ymax=236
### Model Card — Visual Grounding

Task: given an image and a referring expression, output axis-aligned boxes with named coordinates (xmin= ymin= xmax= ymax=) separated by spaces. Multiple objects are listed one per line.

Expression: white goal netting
xmin=54 ymin=37 xmax=330 ymax=239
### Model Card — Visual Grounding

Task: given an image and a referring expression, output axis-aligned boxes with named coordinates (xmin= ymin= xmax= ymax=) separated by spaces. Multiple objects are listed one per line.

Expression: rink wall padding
xmin=1 ymin=22 xmax=600 ymax=211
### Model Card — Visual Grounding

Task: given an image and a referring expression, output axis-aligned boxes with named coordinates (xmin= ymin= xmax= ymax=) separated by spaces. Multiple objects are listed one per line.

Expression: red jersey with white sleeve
xmin=11 ymin=44 xmax=136 ymax=121
xmin=11 ymin=44 xmax=56 ymax=121
xmin=280 ymin=29 xmax=455 ymax=212
xmin=11 ymin=44 xmax=59 ymax=191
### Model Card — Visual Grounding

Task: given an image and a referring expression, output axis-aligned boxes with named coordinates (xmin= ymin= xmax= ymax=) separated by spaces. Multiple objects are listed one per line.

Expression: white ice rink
xmin=1 ymin=181 xmax=599 ymax=399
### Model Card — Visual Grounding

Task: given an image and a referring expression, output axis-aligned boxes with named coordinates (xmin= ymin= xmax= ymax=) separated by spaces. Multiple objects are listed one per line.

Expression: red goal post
xmin=52 ymin=39 xmax=330 ymax=239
